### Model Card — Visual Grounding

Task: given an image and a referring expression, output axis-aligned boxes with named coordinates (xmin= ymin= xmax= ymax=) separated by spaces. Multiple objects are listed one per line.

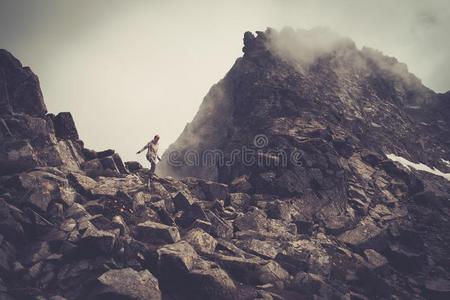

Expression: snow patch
xmin=386 ymin=154 xmax=450 ymax=182
xmin=442 ymin=159 xmax=450 ymax=168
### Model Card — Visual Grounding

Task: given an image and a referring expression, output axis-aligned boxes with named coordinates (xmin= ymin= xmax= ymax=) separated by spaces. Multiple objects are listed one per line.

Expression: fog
xmin=0 ymin=0 xmax=449 ymax=166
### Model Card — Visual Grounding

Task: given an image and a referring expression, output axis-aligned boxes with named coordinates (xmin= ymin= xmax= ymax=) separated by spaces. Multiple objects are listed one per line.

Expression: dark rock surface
xmin=1 ymin=27 xmax=450 ymax=300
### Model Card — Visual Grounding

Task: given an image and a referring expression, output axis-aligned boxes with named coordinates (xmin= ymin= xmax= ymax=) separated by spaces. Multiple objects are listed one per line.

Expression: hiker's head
xmin=153 ymin=134 xmax=160 ymax=142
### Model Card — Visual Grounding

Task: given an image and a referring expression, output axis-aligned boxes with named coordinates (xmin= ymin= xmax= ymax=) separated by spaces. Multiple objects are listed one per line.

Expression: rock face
xmin=93 ymin=268 xmax=162 ymax=300
xmin=0 ymin=27 xmax=450 ymax=300
xmin=156 ymin=28 xmax=450 ymax=299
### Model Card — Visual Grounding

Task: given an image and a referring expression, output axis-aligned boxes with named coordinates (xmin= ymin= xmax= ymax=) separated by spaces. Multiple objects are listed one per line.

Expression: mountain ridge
xmin=159 ymin=27 xmax=449 ymax=181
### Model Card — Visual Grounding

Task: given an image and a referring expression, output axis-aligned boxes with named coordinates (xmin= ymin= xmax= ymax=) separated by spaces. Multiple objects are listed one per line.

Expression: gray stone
xmin=230 ymin=175 xmax=253 ymax=193
xmin=200 ymin=180 xmax=229 ymax=201
xmin=79 ymin=225 xmax=116 ymax=255
xmin=239 ymin=239 xmax=279 ymax=259
xmin=68 ymin=172 xmax=97 ymax=198
xmin=158 ymin=241 xmax=198 ymax=273
xmin=137 ymin=221 xmax=180 ymax=244
xmin=53 ymin=112 xmax=79 ymax=140
xmin=364 ymin=249 xmax=388 ymax=270
xmin=229 ymin=193 xmax=251 ymax=210
xmin=289 ymin=272 xmax=332 ymax=297
xmin=267 ymin=200 xmax=292 ymax=222
xmin=94 ymin=268 xmax=161 ymax=300
xmin=184 ymin=228 xmax=218 ymax=255
xmin=172 ymin=191 xmax=195 ymax=211
xmin=424 ymin=278 xmax=450 ymax=300
xmin=0 ymin=140 xmax=40 ymax=175
xmin=337 ymin=218 xmax=387 ymax=250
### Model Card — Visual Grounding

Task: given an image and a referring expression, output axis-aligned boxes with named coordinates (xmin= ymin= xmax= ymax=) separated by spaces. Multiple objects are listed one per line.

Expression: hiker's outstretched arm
xmin=137 ymin=144 xmax=147 ymax=154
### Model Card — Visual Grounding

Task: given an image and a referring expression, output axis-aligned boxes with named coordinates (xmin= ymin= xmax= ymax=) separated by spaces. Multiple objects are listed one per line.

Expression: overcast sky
xmin=1 ymin=0 xmax=449 ymax=165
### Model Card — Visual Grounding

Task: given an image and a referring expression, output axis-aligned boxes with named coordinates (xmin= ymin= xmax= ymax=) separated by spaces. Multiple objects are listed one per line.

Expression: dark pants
xmin=147 ymin=156 xmax=156 ymax=175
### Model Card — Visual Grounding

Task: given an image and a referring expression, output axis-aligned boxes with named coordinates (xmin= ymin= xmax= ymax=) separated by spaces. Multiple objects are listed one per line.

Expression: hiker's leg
xmin=150 ymin=159 xmax=156 ymax=174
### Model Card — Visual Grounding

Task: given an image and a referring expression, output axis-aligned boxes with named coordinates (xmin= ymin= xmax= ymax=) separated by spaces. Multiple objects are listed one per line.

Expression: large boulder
xmin=92 ymin=268 xmax=162 ymax=300
xmin=136 ymin=221 xmax=180 ymax=244
xmin=337 ymin=217 xmax=388 ymax=251
xmin=424 ymin=278 xmax=450 ymax=300
xmin=188 ymin=259 xmax=236 ymax=300
xmin=78 ymin=224 xmax=117 ymax=256
xmin=200 ymin=180 xmax=229 ymax=201
xmin=184 ymin=228 xmax=217 ymax=255
xmin=68 ymin=172 xmax=97 ymax=198
xmin=0 ymin=49 xmax=47 ymax=116
xmin=157 ymin=241 xmax=235 ymax=299
xmin=0 ymin=140 xmax=40 ymax=175
xmin=52 ymin=112 xmax=79 ymax=140
xmin=0 ymin=198 xmax=24 ymax=243
xmin=172 ymin=191 xmax=195 ymax=211
xmin=157 ymin=241 xmax=198 ymax=274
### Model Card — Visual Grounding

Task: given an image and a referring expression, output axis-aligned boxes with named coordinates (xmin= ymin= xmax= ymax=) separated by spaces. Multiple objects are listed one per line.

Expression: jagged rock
xmin=133 ymin=191 xmax=151 ymax=217
xmin=238 ymin=239 xmax=279 ymax=259
xmin=234 ymin=208 xmax=295 ymax=239
xmin=200 ymin=180 xmax=229 ymax=201
xmin=215 ymin=253 xmax=288 ymax=287
xmin=172 ymin=190 xmax=194 ymax=211
xmin=149 ymin=181 xmax=174 ymax=210
xmin=176 ymin=202 xmax=209 ymax=229
xmin=100 ymin=156 xmax=120 ymax=173
xmin=424 ymin=278 xmax=450 ymax=300
xmin=27 ymin=187 xmax=53 ymax=212
xmin=23 ymin=207 xmax=54 ymax=234
xmin=228 ymin=193 xmax=251 ymax=210
xmin=158 ymin=241 xmax=235 ymax=299
xmin=234 ymin=209 xmax=268 ymax=232
xmin=79 ymin=225 xmax=117 ymax=255
xmin=385 ymin=242 xmax=424 ymax=272
xmin=0 ymin=140 xmax=40 ymax=175
xmin=158 ymin=241 xmax=198 ymax=273
xmin=125 ymin=161 xmax=143 ymax=172
xmin=92 ymin=268 xmax=161 ymax=300
xmin=112 ymin=215 xmax=129 ymax=235
xmin=81 ymin=158 xmax=103 ymax=173
xmin=277 ymin=239 xmax=331 ymax=276
xmin=289 ymin=272 xmax=332 ymax=297
xmin=52 ymin=112 xmax=79 ymax=140
xmin=363 ymin=249 xmax=388 ymax=271
xmin=337 ymin=217 xmax=387 ymax=251
xmin=21 ymin=241 xmax=51 ymax=266
xmin=214 ymin=254 xmax=263 ymax=283
xmin=184 ymin=228 xmax=217 ymax=255
xmin=192 ymin=219 xmax=213 ymax=232
xmin=85 ymin=214 xmax=116 ymax=231
xmin=255 ymin=260 xmax=290 ymax=288
xmin=230 ymin=175 xmax=253 ymax=193
xmin=316 ymin=204 xmax=352 ymax=234
xmin=96 ymin=149 xmax=115 ymax=158
xmin=68 ymin=172 xmax=97 ymax=198
xmin=136 ymin=221 xmax=180 ymax=244
xmin=66 ymin=203 xmax=89 ymax=220
xmin=188 ymin=259 xmax=236 ymax=300
xmin=82 ymin=148 xmax=97 ymax=160
xmin=0 ymin=199 xmax=24 ymax=242
xmin=0 ymin=49 xmax=46 ymax=116
xmin=267 ymin=200 xmax=292 ymax=222
xmin=206 ymin=210 xmax=233 ymax=239
xmin=112 ymin=153 xmax=128 ymax=174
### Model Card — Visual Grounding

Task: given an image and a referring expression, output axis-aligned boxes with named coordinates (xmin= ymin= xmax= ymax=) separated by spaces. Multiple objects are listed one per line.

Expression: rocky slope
xmin=158 ymin=28 xmax=450 ymax=299
xmin=0 ymin=27 xmax=449 ymax=300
